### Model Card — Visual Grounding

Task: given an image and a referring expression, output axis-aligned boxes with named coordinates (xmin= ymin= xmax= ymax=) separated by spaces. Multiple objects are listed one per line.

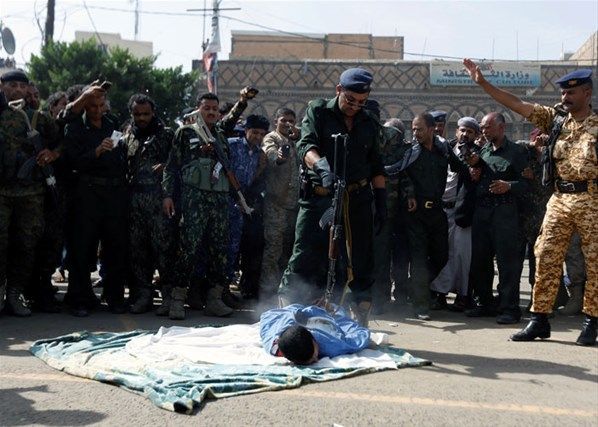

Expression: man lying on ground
xmin=260 ymin=304 xmax=372 ymax=365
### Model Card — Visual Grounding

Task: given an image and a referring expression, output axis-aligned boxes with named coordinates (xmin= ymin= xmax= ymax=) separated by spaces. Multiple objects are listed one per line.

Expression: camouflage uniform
xmin=125 ymin=118 xmax=176 ymax=306
xmin=0 ymin=104 xmax=58 ymax=313
xmin=162 ymin=122 xmax=230 ymax=312
xmin=259 ymin=130 xmax=300 ymax=298
xmin=528 ymin=105 xmax=597 ymax=317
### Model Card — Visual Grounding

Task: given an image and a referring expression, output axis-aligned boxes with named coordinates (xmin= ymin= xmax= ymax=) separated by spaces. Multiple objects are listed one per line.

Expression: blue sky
xmin=1 ymin=0 xmax=596 ymax=70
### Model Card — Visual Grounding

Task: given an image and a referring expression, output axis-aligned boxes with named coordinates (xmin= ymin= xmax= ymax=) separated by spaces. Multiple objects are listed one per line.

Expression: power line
xmin=70 ymin=3 xmax=595 ymax=63
xmin=82 ymin=0 xmax=104 ymax=47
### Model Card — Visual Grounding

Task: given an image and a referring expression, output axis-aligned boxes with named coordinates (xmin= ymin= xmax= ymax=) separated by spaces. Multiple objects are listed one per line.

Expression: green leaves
xmin=27 ymin=39 xmax=198 ymax=126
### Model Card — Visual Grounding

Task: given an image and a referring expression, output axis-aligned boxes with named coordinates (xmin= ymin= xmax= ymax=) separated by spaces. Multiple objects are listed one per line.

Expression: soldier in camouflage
xmin=0 ymin=69 xmax=60 ymax=316
xmin=464 ymin=60 xmax=597 ymax=346
xmin=259 ymin=108 xmax=301 ymax=301
xmin=124 ymin=94 xmax=177 ymax=314
xmin=162 ymin=93 xmax=233 ymax=319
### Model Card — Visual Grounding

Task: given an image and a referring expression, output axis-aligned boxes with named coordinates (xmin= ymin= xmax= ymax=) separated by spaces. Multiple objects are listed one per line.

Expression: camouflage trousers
xmin=175 ymin=187 xmax=229 ymax=291
xmin=532 ymin=192 xmax=598 ymax=317
xmin=259 ymin=201 xmax=298 ymax=297
xmin=129 ymin=191 xmax=177 ymax=293
xmin=0 ymin=193 xmax=44 ymax=291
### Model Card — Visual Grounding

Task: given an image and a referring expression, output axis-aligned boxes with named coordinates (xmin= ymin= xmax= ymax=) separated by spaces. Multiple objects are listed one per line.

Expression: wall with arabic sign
xmin=430 ymin=61 xmax=541 ymax=87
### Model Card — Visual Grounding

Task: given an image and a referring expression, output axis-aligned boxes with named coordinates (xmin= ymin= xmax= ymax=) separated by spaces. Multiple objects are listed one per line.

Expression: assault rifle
xmin=191 ymin=110 xmax=254 ymax=215
xmin=318 ymin=133 xmax=350 ymax=308
xmin=10 ymin=100 xmax=58 ymax=204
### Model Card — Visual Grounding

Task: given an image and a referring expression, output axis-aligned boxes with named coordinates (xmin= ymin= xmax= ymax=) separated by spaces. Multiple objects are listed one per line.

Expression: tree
xmin=27 ymin=39 xmax=199 ymax=126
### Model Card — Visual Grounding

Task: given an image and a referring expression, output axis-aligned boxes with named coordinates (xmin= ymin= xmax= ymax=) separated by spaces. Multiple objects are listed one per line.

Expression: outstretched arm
xmin=463 ymin=58 xmax=535 ymax=118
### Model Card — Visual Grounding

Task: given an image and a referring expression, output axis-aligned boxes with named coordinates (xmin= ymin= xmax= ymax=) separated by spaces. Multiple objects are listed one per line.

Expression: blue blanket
xmin=30 ymin=328 xmax=431 ymax=414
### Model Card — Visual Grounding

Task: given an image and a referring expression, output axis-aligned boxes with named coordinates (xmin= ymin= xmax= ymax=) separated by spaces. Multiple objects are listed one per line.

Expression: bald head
xmin=480 ymin=112 xmax=506 ymax=145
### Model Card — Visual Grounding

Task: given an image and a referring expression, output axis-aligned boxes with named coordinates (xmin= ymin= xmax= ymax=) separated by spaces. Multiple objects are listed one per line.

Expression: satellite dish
xmin=1 ymin=27 xmax=16 ymax=55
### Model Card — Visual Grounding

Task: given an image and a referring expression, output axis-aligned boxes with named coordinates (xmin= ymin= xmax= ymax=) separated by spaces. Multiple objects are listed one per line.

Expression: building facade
xmin=209 ymin=58 xmax=597 ymax=141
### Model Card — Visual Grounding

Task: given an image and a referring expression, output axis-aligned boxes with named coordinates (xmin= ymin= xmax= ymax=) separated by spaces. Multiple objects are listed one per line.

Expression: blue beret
xmin=429 ymin=110 xmax=447 ymax=123
xmin=0 ymin=69 xmax=29 ymax=84
xmin=555 ymin=69 xmax=592 ymax=89
xmin=339 ymin=68 xmax=373 ymax=93
xmin=244 ymin=114 xmax=270 ymax=131
xmin=457 ymin=116 xmax=480 ymax=133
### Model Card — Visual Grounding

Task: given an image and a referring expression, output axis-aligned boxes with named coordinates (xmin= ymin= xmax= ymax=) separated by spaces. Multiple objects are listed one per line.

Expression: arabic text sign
xmin=430 ymin=61 xmax=541 ymax=87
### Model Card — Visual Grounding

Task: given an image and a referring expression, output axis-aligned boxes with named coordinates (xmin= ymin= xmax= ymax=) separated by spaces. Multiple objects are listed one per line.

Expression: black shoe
xmin=576 ymin=315 xmax=597 ymax=346
xmin=448 ymin=295 xmax=468 ymax=312
xmin=496 ymin=313 xmax=520 ymax=324
xmin=222 ymin=288 xmax=244 ymax=309
xmin=465 ymin=305 xmax=496 ymax=317
xmin=108 ymin=302 xmax=127 ymax=314
xmin=510 ymin=314 xmax=550 ymax=341
xmin=70 ymin=305 xmax=89 ymax=317
xmin=430 ymin=293 xmax=448 ymax=311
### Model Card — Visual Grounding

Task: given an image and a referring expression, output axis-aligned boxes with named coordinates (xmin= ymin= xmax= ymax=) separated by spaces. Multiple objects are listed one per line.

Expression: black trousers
xmin=65 ymin=182 xmax=128 ymax=307
xmin=405 ymin=206 xmax=449 ymax=313
xmin=470 ymin=202 xmax=521 ymax=316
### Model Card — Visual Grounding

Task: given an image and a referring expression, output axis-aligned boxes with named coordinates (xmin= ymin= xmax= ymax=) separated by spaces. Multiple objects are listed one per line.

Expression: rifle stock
xmin=193 ymin=112 xmax=254 ymax=215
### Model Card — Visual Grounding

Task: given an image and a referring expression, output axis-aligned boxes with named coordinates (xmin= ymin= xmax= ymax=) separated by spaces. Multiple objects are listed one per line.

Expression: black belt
xmin=420 ymin=199 xmax=442 ymax=209
xmin=313 ymin=178 xmax=369 ymax=197
xmin=80 ymin=175 xmax=126 ymax=187
xmin=555 ymin=179 xmax=597 ymax=193
xmin=442 ymin=200 xmax=456 ymax=209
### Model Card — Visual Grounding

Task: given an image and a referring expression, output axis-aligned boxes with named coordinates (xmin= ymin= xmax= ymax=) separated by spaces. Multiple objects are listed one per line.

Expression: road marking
xmin=280 ymin=389 xmax=596 ymax=418
xmin=2 ymin=373 xmax=594 ymax=418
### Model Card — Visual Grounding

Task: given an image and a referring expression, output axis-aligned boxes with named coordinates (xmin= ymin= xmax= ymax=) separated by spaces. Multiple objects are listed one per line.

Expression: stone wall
xmin=213 ymin=59 xmax=598 ymax=141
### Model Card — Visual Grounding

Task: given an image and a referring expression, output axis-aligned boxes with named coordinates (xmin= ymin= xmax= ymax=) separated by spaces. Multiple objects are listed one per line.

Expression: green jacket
xmin=162 ymin=122 xmax=230 ymax=198
xmin=297 ymin=97 xmax=384 ymax=186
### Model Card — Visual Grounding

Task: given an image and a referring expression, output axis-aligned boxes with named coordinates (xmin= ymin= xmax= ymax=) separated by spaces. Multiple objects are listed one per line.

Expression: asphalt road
xmin=1 ymin=265 xmax=597 ymax=427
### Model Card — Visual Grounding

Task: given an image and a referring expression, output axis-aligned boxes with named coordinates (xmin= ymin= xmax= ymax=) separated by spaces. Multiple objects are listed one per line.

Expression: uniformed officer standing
xmin=162 ymin=93 xmax=233 ymax=319
xmin=123 ymin=94 xmax=177 ymax=314
xmin=397 ymin=113 xmax=471 ymax=320
xmin=464 ymin=112 xmax=529 ymax=324
xmin=259 ymin=108 xmax=301 ymax=301
xmin=370 ymin=117 xmax=411 ymax=314
xmin=278 ymin=68 xmax=387 ymax=325
xmin=63 ymin=89 xmax=128 ymax=317
xmin=225 ymin=114 xmax=269 ymax=289
xmin=0 ymin=69 xmax=59 ymax=316
xmin=464 ymin=59 xmax=597 ymax=345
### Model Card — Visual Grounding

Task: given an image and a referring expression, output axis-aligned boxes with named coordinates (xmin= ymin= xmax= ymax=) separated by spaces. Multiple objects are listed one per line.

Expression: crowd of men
xmin=0 ymin=61 xmax=595 ymax=346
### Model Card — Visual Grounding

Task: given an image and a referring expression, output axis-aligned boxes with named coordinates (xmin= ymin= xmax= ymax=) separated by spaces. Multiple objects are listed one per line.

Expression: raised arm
xmin=463 ymin=58 xmax=535 ymax=119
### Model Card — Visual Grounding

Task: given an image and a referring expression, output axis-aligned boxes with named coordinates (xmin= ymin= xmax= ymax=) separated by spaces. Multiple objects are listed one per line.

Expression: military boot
xmin=558 ymin=286 xmax=583 ymax=316
xmin=130 ymin=288 xmax=154 ymax=314
xmin=576 ymin=315 xmax=597 ymax=346
xmin=203 ymin=285 xmax=233 ymax=317
xmin=155 ymin=287 xmax=172 ymax=316
xmin=6 ymin=287 xmax=32 ymax=317
xmin=169 ymin=287 xmax=187 ymax=320
xmin=510 ymin=313 xmax=550 ymax=341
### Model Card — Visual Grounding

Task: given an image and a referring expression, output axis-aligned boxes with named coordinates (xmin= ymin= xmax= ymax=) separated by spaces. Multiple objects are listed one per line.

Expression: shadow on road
xmin=409 ymin=349 xmax=598 ymax=383
xmin=1 ymin=386 xmax=106 ymax=425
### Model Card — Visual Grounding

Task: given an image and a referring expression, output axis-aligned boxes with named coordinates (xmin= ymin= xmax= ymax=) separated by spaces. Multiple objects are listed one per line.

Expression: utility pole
xmin=187 ymin=1 xmax=240 ymax=94
xmin=130 ymin=0 xmax=140 ymax=40
xmin=44 ymin=0 xmax=55 ymax=46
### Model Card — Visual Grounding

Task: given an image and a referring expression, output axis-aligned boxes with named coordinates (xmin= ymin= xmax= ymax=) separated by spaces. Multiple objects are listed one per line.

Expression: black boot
xmin=576 ymin=315 xmax=597 ymax=346
xmin=510 ymin=313 xmax=550 ymax=341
